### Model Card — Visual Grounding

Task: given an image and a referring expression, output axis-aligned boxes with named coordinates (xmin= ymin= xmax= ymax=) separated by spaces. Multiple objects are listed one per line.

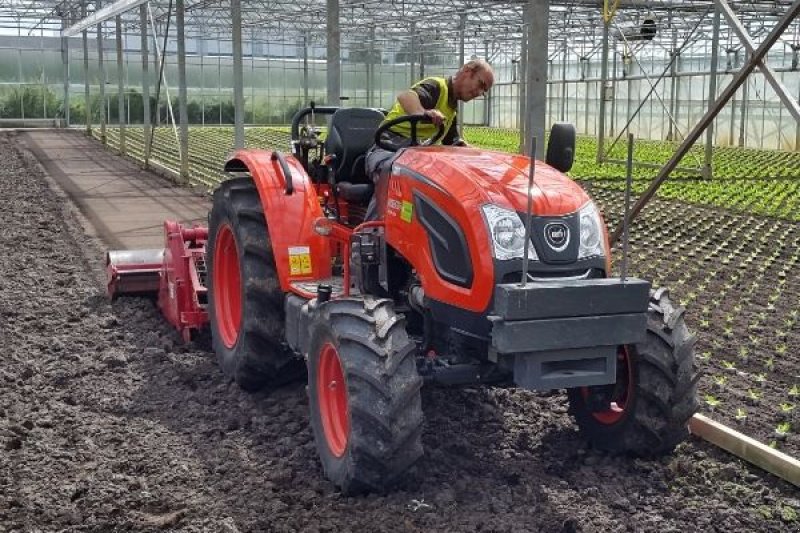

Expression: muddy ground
xmin=1 ymin=130 xmax=799 ymax=532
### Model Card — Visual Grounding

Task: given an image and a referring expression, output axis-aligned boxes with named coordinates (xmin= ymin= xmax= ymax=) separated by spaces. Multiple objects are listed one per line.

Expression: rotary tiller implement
xmin=107 ymin=105 xmax=699 ymax=494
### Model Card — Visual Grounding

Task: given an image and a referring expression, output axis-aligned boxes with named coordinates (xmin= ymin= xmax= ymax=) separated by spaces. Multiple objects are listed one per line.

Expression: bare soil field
xmin=1 ymin=131 xmax=798 ymax=532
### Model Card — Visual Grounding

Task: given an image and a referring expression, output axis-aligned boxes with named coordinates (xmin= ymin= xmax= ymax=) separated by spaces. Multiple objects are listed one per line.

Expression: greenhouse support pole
xmin=232 ymin=0 xmax=244 ymax=149
xmin=610 ymin=0 xmax=800 ymax=245
xmin=703 ymin=6 xmax=721 ymax=179
xmin=153 ymin=35 xmax=160 ymax=126
xmin=176 ymin=0 xmax=189 ymax=180
xmin=200 ymin=43 xmax=204 ymax=125
xmin=484 ymin=40 xmax=491 ymax=126
xmin=116 ymin=16 xmax=126 ymax=154
xmin=673 ymin=52 xmax=681 ymax=139
xmin=82 ymin=1 xmax=91 ymax=134
xmin=610 ymin=51 xmax=618 ymax=136
xmin=367 ymin=26 xmax=375 ymax=107
xmin=458 ymin=13 xmax=466 ymax=135
xmin=738 ymin=50 xmax=749 ymax=147
xmin=728 ymin=52 xmax=736 ymax=145
xmin=419 ymin=40 xmax=425 ymax=79
xmin=303 ymin=33 xmax=309 ymax=105
xmin=518 ymin=6 xmax=529 ymax=151
xmin=797 ymin=74 xmax=800 ymax=150
xmin=326 ymin=0 xmax=341 ymax=105
xmin=140 ymin=4 xmax=151 ymax=166
xmin=596 ymin=18 xmax=610 ymax=163
xmin=409 ymin=21 xmax=416 ymax=84
xmin=560 ymin=40 xmax=567 ymax=122
xmin=249 ymin=32 xmax=254 ymax=124
xmin=525 ymin=0 xmax=548 ymax=159
xmin=61 ymin=17 xmax=70 ymax=127
xmin=667 ymin=17 xmax=678 ymax=140
xmin=97 ymin=0 xmax=106 ymax=144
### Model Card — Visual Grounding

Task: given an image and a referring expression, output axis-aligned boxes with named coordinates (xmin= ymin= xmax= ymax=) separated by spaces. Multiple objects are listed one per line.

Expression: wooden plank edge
xmin=689 ymin=413 xmax=800 ymax=488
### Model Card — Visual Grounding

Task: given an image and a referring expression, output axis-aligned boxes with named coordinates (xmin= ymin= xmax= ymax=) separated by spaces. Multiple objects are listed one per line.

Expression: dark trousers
xmin=364 ymin=136 xmax=410 ymax=220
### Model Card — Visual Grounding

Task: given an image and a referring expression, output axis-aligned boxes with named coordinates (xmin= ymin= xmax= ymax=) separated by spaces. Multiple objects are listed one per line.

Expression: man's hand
xmin=423 ymin=109 xmax=446 ymax=126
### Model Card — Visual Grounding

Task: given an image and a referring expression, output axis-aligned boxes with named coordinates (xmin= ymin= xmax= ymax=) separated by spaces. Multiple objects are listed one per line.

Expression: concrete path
xmin=18 ymin=129 xmax=210 ymax=250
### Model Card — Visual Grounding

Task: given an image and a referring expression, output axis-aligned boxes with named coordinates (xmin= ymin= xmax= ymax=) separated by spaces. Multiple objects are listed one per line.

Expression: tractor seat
xmin=336 ymin=181 xmax=373 ymax=204
xmin=325 ymin=107 xmax=385 ymax=184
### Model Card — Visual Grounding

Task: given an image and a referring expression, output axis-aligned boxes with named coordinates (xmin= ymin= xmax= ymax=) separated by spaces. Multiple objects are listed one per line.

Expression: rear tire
xmin=207 ymin=177 xmax=297 ymax=391
xmin=567 ymin=288 xmax=700 ymax=455
xmin=307 ymin=298 xmax=423 ymax=494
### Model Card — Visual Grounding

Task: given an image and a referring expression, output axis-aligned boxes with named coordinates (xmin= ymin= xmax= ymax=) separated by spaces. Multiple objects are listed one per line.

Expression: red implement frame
xmin=158 ymin=221 xmax=209 ymax=342
xmin=107 ymin=220 xmax=209 ymax=342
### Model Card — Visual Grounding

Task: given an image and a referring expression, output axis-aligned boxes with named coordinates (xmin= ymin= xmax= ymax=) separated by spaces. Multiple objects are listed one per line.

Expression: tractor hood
xmin=394 ymin=146 xmax=590 ymax=216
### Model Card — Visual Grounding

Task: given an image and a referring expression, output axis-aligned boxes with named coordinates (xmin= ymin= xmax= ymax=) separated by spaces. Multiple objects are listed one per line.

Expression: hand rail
xmin=271 ymin=151 xmax=294 ymax=195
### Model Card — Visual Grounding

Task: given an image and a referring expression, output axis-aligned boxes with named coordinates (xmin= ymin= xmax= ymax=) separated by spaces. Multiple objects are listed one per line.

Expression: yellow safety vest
xmin=383 ymin=77 xmax=456 ymax=143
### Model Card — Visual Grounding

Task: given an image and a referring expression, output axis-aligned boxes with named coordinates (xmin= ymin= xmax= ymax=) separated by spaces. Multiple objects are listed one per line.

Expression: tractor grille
xmin=501 ymin=267 xmax=604 ymax=284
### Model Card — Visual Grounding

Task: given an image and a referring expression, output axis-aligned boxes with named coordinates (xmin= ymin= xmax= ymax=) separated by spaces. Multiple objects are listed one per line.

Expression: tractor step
xmin=289 ymin=276 xmax=357 ymax=299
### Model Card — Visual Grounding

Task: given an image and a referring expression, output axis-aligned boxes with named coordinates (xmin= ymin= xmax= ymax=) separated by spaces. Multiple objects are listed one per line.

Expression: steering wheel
xmin=374 ymin=114 xmax=447 ymax=152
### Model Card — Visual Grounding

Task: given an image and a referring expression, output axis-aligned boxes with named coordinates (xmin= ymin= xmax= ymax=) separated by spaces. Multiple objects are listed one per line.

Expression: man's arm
xmin=396 ymin=90 xmax=445 ymax=126
xmin=396 ymin=90 xmax=427 ymax=115
xmin=395 ymin=81 xmax=446 ymax=126
xmin=442 ymin=114 xmax=459 ymax=145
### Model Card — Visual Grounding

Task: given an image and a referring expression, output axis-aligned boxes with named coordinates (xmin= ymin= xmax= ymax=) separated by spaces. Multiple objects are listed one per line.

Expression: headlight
xmin=481 ymin=204 xmax=538 ymax=261
xmin=578 ymin=202 xmax=605 ymax=259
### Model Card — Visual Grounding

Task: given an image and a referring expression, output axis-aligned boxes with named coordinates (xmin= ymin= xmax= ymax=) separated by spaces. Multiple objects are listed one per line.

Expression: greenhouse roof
xmin=0 ymin=1 xmax=798 ymax=59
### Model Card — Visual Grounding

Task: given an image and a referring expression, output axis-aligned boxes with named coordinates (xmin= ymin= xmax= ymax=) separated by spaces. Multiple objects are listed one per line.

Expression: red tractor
xmin=108 ymin=106 xmax=699 ymax=494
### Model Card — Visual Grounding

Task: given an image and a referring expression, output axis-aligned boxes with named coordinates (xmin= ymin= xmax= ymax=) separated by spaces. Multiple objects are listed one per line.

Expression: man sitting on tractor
xmin=365 ymin=59 xmax=495 ymax=183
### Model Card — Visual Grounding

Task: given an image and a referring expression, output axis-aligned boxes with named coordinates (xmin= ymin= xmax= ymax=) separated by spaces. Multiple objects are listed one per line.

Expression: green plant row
xmin=97 ymin=125 xmax=800 ymax=221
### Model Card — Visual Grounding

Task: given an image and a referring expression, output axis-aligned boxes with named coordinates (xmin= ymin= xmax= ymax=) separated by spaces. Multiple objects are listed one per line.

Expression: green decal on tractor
xmin=401 ymin=200 xmax=413 ymax=222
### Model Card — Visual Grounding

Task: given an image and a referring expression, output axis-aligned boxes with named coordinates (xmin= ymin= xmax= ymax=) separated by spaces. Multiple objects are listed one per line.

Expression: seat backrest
xmin=325 ymin=108 xmax=385 ymax=183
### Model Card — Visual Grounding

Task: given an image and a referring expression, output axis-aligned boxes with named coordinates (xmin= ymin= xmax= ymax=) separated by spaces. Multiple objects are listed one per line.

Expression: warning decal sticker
xmin=288 ymin=246 xmax=312 ymax=275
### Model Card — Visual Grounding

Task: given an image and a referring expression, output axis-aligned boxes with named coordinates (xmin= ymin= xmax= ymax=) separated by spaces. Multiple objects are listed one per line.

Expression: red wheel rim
xmin=584 ymin=346 xmax=634 ymax=425
xmin=213 ymin=223 xmax=242 ymax=349
xmin=317 ymin=342 xmax=350 ymax=457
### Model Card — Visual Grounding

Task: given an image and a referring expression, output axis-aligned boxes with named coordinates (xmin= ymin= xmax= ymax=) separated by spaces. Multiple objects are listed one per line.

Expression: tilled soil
xmin=1 ymin=130 xmax=799 ymax=532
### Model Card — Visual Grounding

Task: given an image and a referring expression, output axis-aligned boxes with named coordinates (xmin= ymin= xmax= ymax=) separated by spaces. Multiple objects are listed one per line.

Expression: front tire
xmin=307 ymin=298 xmax=423 ymax=494
xmin=567 ymin=288 xmax=700 ymax=455
xmin=207 ymin=177 xmax=297 ymax=391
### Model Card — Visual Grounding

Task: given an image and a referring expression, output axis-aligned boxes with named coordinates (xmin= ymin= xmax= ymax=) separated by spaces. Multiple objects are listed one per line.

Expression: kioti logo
xmin=544 ymin=222 xmax=570 ymax=251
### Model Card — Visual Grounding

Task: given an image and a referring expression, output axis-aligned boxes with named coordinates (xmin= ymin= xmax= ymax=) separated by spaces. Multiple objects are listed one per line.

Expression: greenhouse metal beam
xmin=595 ymin=18 xmax=609 ymax=163
xmin=458 ymin=12 xmax=465 ymax=136
xmin=97 ymin=0 xmax=106 ymax=144
xmin=61 ymin=16 xmax=70 ymax=126
xmin=116 ymin=15 xmax=126 ymax=153
xmin=704 ymin=6 xmax=721 ymax=179
xmin=610 ymin=0 xmax=800 ymax=245
xmin=81 ymin=1 xmax=90 ymax=134
xmin=715 ymin=0 xmax=800 ymax=124
xmin=176 ymin=0 xmax=189 ymax=180
xmin=139 ymin=4 xmax=150 ymax=162
xmin=326 ymin=0 xmax=340 ymax=105
xmin=518 ymin=8 xmax=528 ymax=150
xmin=232 ymin=0 xmax=244 ymax=149
xmin=63 ymin=0 xmax=148 ymax=36
xmin=523 ymin=0 xmax=548 ymax=159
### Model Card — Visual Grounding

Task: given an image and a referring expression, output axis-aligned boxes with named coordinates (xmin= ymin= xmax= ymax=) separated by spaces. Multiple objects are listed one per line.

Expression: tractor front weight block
xmin=489 ymin=277 xmax=650 ymax=391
